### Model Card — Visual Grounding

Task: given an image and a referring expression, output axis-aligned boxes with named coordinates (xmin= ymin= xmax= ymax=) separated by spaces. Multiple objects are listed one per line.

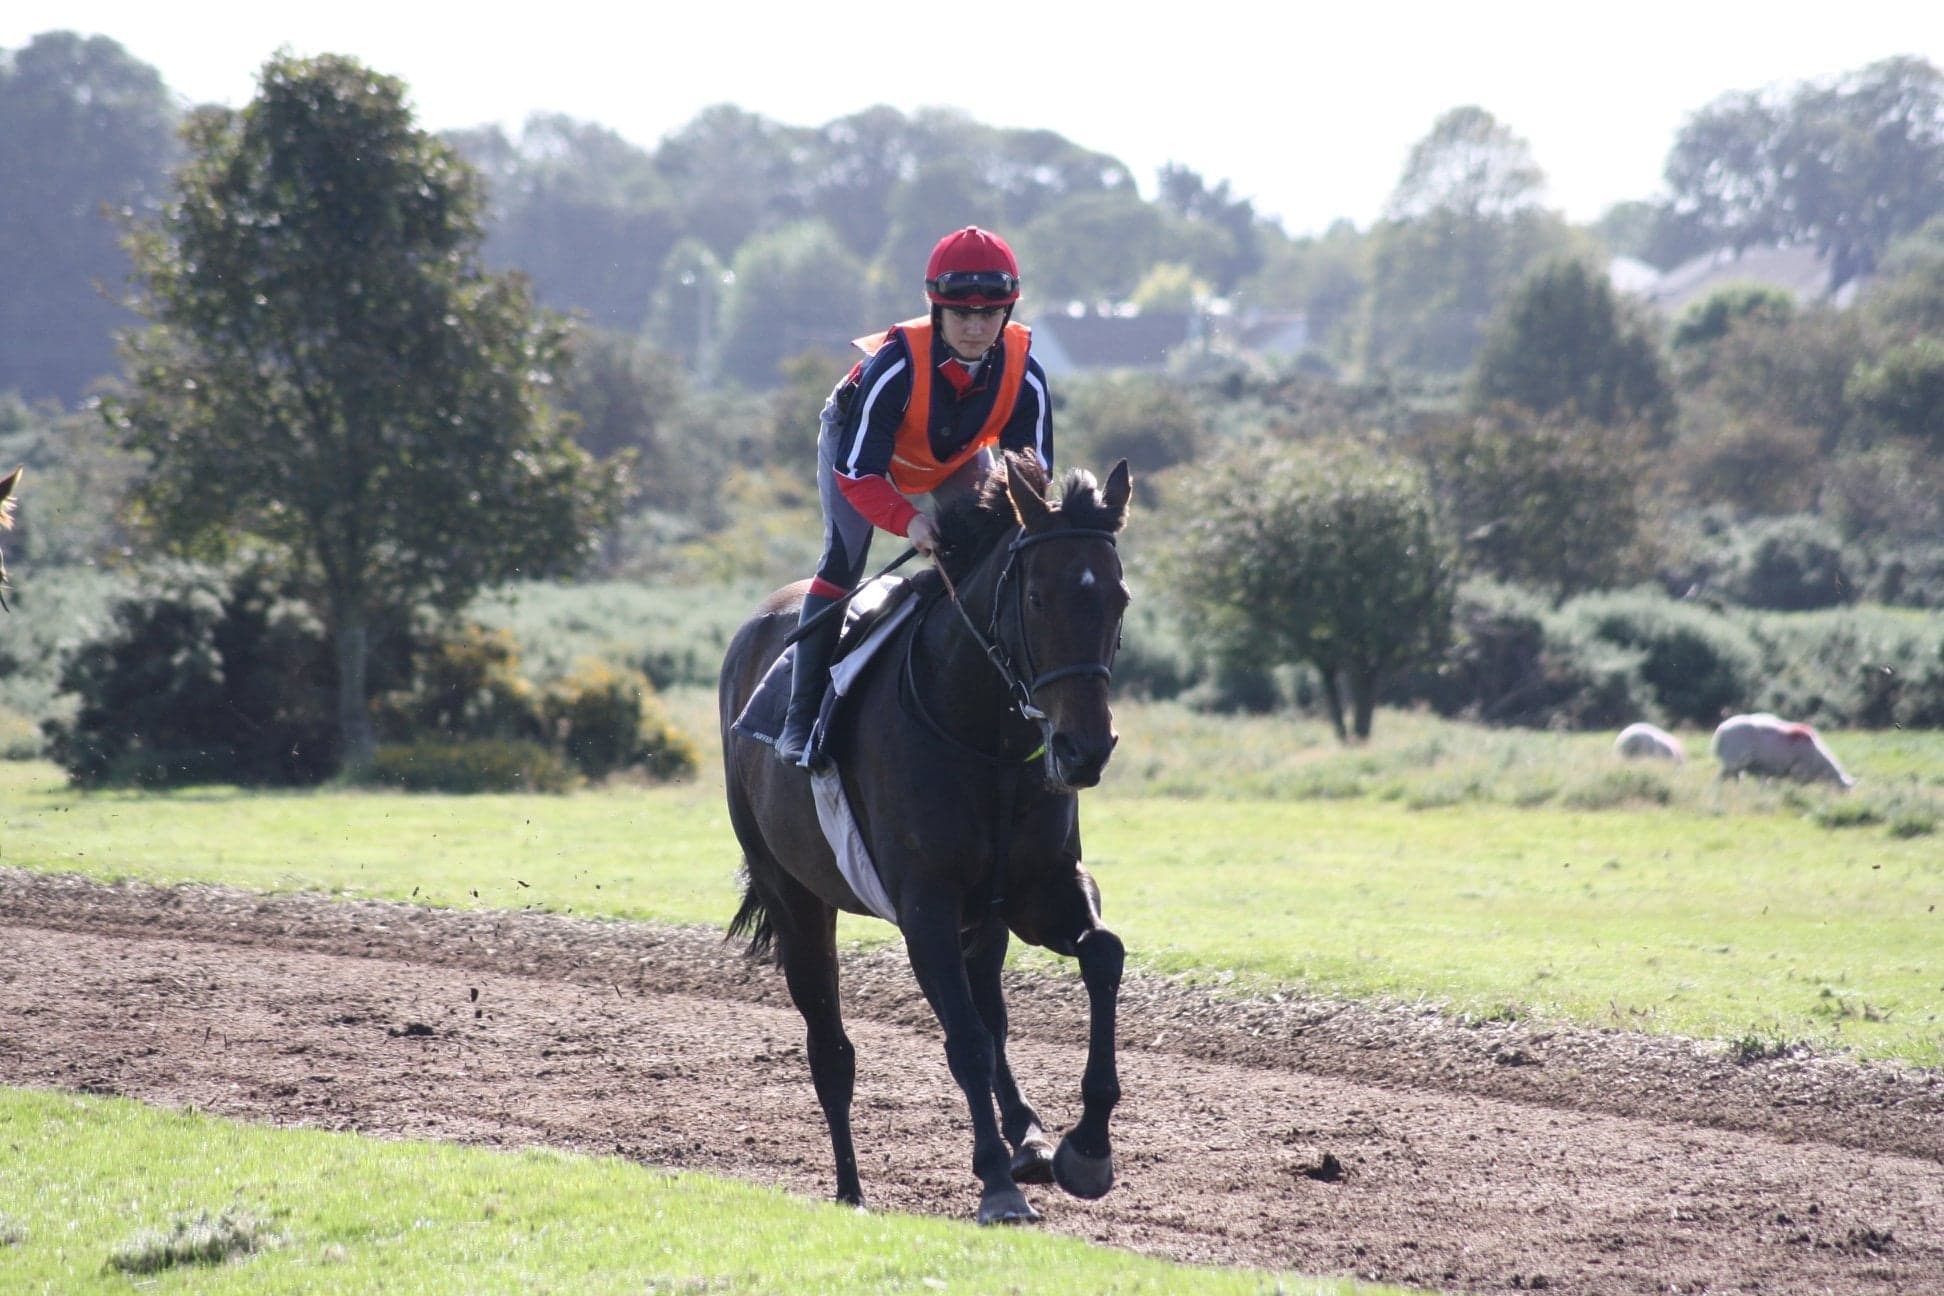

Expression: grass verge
xmin=0 ymin=1087 xmax=1375 ymax=1295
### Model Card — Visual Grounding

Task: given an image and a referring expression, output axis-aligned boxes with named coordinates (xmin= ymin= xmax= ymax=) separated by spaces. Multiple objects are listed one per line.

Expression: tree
xmin=1414 ymin=406 xmax=1649 ymax=598
xmin=448 ymin=113 xmax=679 ymax=333
xmin=1018 ymin=189 xmax=1168 ymax=305
xmin=1162 ymin=439 xmax=1452 ymax=740
xmin=108 ymin=53 xmax=622 ymax=772
xmin=1467 ymin=257 xmax=1674 ymax=438
xmin=713 ymin=221 xmax=866 ymax=389
xmin=1384 ymin=106 xmax=1545 ymax=224
xmin=1665 ymin=57 xmax=1944 ymax=290
xmin=1364 ymin=107 xmax=1582 ymax=373
xmin=0 ymin=31 xmax=179 ymax=405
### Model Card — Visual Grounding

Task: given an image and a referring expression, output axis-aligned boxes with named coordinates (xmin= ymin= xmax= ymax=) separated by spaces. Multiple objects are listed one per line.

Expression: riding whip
xmin=783 ymin=545 xmax=920 ymax=646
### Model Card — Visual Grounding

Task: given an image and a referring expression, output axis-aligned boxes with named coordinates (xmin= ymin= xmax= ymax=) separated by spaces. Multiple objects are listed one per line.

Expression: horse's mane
xmin=922 ymin=452 xmax=1126 ymax=589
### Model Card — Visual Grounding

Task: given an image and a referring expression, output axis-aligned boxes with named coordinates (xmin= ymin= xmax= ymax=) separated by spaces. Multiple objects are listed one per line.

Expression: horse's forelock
xmin=931 ymin=454 xmax=1122 ymax=585
xmin=1055 ymin=466 xmax=1127 ymax=534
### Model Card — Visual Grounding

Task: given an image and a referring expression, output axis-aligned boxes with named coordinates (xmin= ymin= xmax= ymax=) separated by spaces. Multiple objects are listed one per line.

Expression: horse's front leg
xmin=1056 ymin=922 xmax=1122 ymax=1198
xmin=965 ymin=921 xmax=1057 ymax=1185
xmin=1007 ymin=856 xmax=1121 ymax=1201
xmin=902 ymin=903 xmax=1039 ymax=1225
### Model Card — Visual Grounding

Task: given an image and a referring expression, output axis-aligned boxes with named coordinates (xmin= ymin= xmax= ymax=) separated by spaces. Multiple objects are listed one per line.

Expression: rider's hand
xmin=907 ymin=513 xmax=940 ymax=557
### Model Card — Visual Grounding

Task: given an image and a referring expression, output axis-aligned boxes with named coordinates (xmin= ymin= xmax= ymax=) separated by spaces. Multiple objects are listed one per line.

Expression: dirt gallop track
xmin=3 ymin=868 xmax=1940 ymax=1294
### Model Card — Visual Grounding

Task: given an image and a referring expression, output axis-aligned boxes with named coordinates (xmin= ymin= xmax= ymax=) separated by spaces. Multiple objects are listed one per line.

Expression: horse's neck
xmin=914 ymin=532 xmax=1033 ymax=749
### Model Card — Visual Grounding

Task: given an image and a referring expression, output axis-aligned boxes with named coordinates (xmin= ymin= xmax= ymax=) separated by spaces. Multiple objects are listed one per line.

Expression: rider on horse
xmin=774 ymin=226 xmax=1056 ymax=767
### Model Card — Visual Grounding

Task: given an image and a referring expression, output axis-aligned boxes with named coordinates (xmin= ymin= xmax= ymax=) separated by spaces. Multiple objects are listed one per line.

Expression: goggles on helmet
xmin=926 ymin=270 xmax=1020 ymax=302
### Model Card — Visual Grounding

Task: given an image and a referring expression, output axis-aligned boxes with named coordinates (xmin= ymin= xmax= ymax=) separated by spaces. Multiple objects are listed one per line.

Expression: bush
xmin=368 ymin=739 xmax=576 ymax=793
xmin=543 ymin=658 xmax=699 ymax=781
xmin=1560 ymin=590 xmax=1762 ymax=726
xmin=1713 ymin=514 xmax=1858 ymax=611
xmin=1865 ymin=541 xmax=1944 ymax=610
xmin=372 ymin=621 xmax=546 ymax=744
xmin=1747 ymin=607 xmax=1944 ymax=729
xmin=41 ymin=563 xmax=338 ymax=788
xmin=1403 ymin=579 xmax=1655 ymax=729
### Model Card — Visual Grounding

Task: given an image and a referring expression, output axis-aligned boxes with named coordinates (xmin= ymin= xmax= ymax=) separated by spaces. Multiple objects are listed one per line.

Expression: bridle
xmin=931 ymin=524 xmax=1123 ymax=737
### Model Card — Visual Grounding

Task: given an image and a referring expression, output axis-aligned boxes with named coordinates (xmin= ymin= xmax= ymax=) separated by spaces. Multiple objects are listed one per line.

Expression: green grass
xmin=1 ymin=1088 xmax=1365 ymax=1295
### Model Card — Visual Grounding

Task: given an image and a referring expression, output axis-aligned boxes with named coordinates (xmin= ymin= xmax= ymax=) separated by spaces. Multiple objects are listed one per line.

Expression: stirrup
xmin=774 ymin=714 xmax=822 ymax=769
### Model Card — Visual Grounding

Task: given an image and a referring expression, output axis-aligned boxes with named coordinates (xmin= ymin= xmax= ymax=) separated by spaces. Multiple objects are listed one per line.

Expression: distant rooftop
xmin=1611 ymin=245 xmax=1862 ymax=315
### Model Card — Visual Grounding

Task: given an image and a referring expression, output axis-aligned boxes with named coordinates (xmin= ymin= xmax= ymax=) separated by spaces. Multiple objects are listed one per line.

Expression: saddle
xmin=731 ymin=575 xmax=921 ymax=767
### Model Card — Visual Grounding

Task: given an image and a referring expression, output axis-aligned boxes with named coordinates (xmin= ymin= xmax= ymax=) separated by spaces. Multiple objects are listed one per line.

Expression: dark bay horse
xmin=718 ymin=452 xmax=1132 ymax=1225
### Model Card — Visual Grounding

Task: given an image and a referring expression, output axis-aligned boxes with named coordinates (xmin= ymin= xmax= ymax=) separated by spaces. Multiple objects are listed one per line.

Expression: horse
xmin=717 ymin=451 xmax=1132 ymax=1225
xmin=0 ymin=465 xmax=20 ymax=611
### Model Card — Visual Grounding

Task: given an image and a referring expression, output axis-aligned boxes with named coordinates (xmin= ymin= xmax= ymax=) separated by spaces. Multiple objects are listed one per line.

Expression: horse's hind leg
xmin=965 ymin=924 xmax=1056 ymax=1184
xmin=769 ymin=886 xmax=863 ymax=1208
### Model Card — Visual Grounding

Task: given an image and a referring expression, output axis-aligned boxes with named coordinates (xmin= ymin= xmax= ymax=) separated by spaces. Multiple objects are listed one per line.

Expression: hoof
xmin=1011 ymin=1134 xmax=1056 ymax=1185
xmin=976 ymin=1186 xmax=1042 ymax=1226
xmin=1052 ymin=1135 xmax=1115 ymax=1200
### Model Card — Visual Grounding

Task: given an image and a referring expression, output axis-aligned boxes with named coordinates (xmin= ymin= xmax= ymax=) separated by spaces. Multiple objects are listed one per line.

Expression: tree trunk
xmin=1316 ymin=663 xmax=1349 ymax=742
xmin=1350 ymin=667 xmax=1380 ymax=741
xmin=333 ymin=609 xmax=376 ymax=776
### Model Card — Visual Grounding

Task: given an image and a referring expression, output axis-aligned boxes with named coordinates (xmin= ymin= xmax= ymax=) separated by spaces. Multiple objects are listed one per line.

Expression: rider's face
xmin=940 ymin=305 xmax=1004 ymax=360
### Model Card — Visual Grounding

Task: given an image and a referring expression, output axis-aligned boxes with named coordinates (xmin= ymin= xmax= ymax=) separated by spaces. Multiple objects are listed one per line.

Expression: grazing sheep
xmin=1711 ymin=712 xmax=1855 ymax=788
xmin=1615 ymin=722 xmax=1684 ymax=763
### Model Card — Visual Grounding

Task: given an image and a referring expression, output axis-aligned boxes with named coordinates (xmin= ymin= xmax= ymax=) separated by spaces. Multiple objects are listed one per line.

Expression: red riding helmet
xmin=924 ymin=226 xmax=1021 ymax=307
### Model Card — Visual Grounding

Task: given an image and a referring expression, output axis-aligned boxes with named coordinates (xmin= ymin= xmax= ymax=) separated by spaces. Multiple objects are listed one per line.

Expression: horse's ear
xmin=1005 ymin=457 xmax=1054 ymax=530
xmin=1103 ymin=459 xmax=1131 ymax=519
xmin=0 ymin=466 xmax=19 ymax=527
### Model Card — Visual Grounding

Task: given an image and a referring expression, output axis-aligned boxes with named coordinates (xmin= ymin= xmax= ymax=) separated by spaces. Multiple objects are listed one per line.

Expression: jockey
xmin=774 ymin=225 xmax=1055 ymax=767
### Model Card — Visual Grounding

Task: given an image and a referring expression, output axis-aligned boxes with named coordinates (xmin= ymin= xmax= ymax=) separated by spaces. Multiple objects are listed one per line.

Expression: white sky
xmin=6 ymin=1 xmax=1942 ymax=238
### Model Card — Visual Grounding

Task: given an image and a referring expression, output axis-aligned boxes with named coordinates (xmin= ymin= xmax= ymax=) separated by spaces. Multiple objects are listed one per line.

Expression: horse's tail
xmin=726 ymin=868 xmax=779 ymax=963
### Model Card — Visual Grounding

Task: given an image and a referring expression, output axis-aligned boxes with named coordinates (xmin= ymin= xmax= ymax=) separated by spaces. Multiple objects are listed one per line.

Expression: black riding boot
xmin=775 ymin=592 xmax=842 ymax=768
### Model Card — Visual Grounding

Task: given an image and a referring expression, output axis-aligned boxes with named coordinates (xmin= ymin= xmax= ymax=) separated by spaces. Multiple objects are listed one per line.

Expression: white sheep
xmin=1711 ymin=713 xmax=1855 ymax=788
xmin=1615 ymin=722 xmax=1684 ymax=763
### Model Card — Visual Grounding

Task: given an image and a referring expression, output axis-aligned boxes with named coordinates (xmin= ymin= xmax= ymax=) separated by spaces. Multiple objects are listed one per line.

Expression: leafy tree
xmin=108 ymin=53 xmax=623 ymax=772
xmin=1385 ymin=106 xmax=1545 ymax=223
xmin=1156 ymin=162 xmax=1263 ymax=289
xmin=1665 ymin=56 xmax=1944 ymax=289
xmin=1364 ymin=107 xmax=1582 ymax=373
xmin=1162 ymin=439 xmax=1452 ymax=740
xmin=0 ymin=31 xmax=179 ymax=405
xmin=1859 ymin=216 xmax=1944 ymax=338
xmin=1678 ymin=305 xmax=1866 ymax=454
xmin=555 ymin=326 xmax=680 ymax=465
xmin=449 ymin=114 xmax=678 ymax=333
xmin=651 ymin=104 xmax=813 ymax=263
xmin=646 ymin=237 xmax=732 ymax=380
xmin=1058 ymin=373 xmax=1203 ymax=490
xmin=1129 ymin=262 xmax=1208 ymax=312
xmin=1591 ymin=198 xmax=1714 ymax=271
xmin=1018 ymin=189 xmax=1167 ymax=304
xmin=1240 ymin=220 xmax=1369 ymax=358
xmin=713 ymin=221 xmax=866 ymax=389
xmin=1414 ymin=406 xmax=1649 ymax=598
xmin=1467 ymin=257 xmax=1674 ymax=438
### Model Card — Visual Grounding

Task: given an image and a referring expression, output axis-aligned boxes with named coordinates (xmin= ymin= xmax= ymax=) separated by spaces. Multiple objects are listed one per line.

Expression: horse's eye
xmin=1027 ymin=587 xmax=1045 ymax=610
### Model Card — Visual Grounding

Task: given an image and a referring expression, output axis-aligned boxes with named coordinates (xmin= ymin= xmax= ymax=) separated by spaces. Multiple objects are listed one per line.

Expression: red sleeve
xmin=836 ymin=471 xmax=921 ymax=536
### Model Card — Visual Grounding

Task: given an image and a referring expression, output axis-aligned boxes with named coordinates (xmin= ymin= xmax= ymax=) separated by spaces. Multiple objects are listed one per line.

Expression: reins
xmin=920 ymin=524 xmax=1122 ymax=761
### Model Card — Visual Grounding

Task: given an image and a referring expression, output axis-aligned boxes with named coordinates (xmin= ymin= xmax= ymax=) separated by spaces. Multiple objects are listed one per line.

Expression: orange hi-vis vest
xmin=851 ymin=316 xmax=1033 ymax=495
